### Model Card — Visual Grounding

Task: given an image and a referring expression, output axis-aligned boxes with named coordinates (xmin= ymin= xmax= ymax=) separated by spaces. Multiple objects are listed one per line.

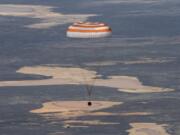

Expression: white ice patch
xmin=0 ymin=4 xmax=97 ymax=29
xmin=0 ymin=66 xmax=174 ymax=93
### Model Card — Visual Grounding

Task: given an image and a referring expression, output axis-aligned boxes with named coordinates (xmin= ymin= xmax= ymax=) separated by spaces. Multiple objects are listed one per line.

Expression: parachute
xmin=67 ymin=22 xmax=112 ymax=38
xmin=67 ymin=22 xmax=112 ymax=106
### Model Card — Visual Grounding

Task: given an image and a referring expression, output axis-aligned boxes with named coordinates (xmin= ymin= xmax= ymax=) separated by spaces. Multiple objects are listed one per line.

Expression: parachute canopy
xmin=67 ymin=22 xmax=112 ymax=38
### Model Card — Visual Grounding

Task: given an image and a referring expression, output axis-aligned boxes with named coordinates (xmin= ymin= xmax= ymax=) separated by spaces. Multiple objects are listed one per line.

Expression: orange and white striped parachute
xmin=67 ymin=22 xmax=112 ymax=38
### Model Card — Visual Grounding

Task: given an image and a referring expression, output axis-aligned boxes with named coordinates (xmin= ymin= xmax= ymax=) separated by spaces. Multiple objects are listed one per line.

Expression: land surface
xmin=0 ymin=0 xmax=180 ymax=135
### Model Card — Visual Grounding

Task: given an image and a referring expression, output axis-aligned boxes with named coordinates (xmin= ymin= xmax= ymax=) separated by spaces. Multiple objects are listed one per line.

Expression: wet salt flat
xmin=0 ymin=0 xmax=180 ymax=135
